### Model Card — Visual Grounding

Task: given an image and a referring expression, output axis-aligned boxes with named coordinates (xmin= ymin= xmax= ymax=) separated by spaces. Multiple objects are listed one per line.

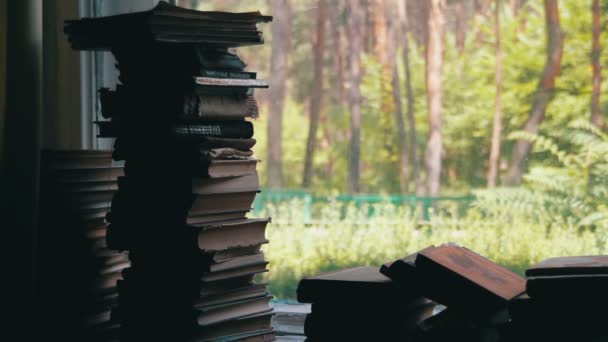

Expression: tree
xmin=425 ymin=0 xmax=446 ymax=197
xmin=398 ymin=0 xmax=423 ymax=196
xmin=505 ymin=0 xmax=563 ymax=186
xmin=267 ymin=0 xmax=290 ymax=189
xmin=347 ymin=0 xmax=364 ymax=193
xmin=302 ymin=0 xmax=327 ymax=189
xmin=591 ymin=0 xmax=602 ymax=128
xmin=487 ymin=0 xmax=503 ymax=188
xmin=386 ymin=0 xmax=409 ymax=193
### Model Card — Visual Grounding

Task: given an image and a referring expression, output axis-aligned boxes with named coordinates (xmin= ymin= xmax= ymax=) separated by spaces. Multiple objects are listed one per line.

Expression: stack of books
xmin=38 ymin=150 xmax=127 ymax=341
xmin=507 ymin=256 xmax=608 ymax=341
xmin=382 ymin=244 xmax=526 ymax=341
xmin=64 ymin=2 xmax=273 ymax=341
xmin=297 ymin=266 xmax=436 ymax=340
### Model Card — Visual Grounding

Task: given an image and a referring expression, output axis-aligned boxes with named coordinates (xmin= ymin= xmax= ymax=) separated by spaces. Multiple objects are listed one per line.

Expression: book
xmin=64 ymin=1 xmax=272 ymax=50
xmin=186 ymin=210 xmax=249 ymax=225
xmin=210 ymin=244 xmax=264 ymax=263
xmin=297 ymin=266 xmax=409 ymax=304
xmin=100 ymin=87 xmax=259 ymax=120
xmin=191 ymin=313 xmax=272 ymax=342
xmin=526 ymin=274 xmax=608 ymax=299
xmin=207 ymin=252 xmax=266 ymax=273
xmin=196 ymin=295 xmax=273 ymax=327
xmin=198 ymin=136 xmax=256 ymax=151
xmin=200 ymin=263 xmax=269 ymax=283
xmin=414 ymin=244 xmax=526 ymax=316
xmin=198 ymin=284 xmax=268 ymax=308
xmin=508 ymin=293 xmax=606 ymax=328
xmin=380 ymin=245 xmax=435 ymax=286
xmin=192 ymin=173 xmax=260 ymax=194
xmin=173 ymin=121 xmax=254 ymax=140
xmin=189 ymin=194 xmax=258 ymax=216
xmin=195 ymin=218 xmax=270 ymax=252
xmin=526 ymin=255 xmax=608 ymax=277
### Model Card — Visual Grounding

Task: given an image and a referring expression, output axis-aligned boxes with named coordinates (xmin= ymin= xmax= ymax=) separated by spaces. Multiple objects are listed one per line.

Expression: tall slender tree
xmin=386 ymin=0 xmax=409 ymax=193
xmin=505 ymin=0 xmax=563 ymax=185
xmin=267 ymin=0 xmax=290 ymax=189
xmin=425 ymin=0 xmax=446 ymax=198
xmin=347 ymin=0 xmax=364 ymax=193
xmin=487 ymin=0 xmax=503 ymax=188
xmin=591 ymin=0 xmax=602 ymax=128
xmin=302 ymin=0 xmax=328 ymax=189
xmin=398 ymin=0 xmax=423 ymax=196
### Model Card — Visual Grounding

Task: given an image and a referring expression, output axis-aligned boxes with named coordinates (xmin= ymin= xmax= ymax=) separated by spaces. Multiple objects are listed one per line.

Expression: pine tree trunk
xmin=267 ymin=0 xmax=290 ymax=189
xmin=388 ymin=0 xmax=409 ymax=193
xmin=400 ymin=0 xmax=423 ymax=196
xmin=487 ymin=0 xmax=502 ymax=188
xmin=424 ymin=0 xmax=445 ymax=198
xmin=347 ymin=0 xmax=363 ymax=193
xmin=505 ymin=0 xmax=563 ymax=186
xmin=591 ymin=0 xmax=602 ymax=127
xmin=302 ymin=0 xmax=327 ymax=189
xmin=329 ymin=0 xmax=346 ymax=107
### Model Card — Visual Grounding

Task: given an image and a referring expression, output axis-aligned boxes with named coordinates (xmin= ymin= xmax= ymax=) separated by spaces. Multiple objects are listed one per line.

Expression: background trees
xmin=193 ymin=0 xmax=607 ymax=196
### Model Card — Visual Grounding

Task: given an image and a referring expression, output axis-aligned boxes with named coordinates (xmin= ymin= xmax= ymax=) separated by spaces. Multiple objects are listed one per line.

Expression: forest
xmin=175 ymin=0 xmax=608 ymax=298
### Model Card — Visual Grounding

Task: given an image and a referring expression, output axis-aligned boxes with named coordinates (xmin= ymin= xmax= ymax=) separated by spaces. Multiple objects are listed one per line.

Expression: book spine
xmin=200 ymin=69 xmax=256 ymax=79
xmin=172 ymin=121 xmax=254 ymax=140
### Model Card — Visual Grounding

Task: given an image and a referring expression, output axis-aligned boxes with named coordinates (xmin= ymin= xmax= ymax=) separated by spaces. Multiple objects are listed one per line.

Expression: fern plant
xmin=502 ymin=120 xmax=608 ymax=230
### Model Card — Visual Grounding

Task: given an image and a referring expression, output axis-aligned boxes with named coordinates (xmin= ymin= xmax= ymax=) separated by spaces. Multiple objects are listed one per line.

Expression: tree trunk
xmin=302 ymin=0 xmax=327 ymax=189
xmin=487 ymin=0 xmax=502 ymax=188
xmin=424 ymin=0 xmax=445 ymax=198
xmin=388 ymin=0 xmax=409 ymax=193
xmin=267 ymin=0 xmax=290 ymax=189
xmin=399 ymin=0 xmax=423 ymax=196
xmin=329 ymin=0 xmax=346 ymax=107
xmin=591 ymin=0 xmax=602 ymax=127
xmin=347 ymin=0 xmax=363 ymax=193
xmin=505 ymin=0 xmax=563 ymax=186
xmin=373 ymin=0 xmax=388 ymax=65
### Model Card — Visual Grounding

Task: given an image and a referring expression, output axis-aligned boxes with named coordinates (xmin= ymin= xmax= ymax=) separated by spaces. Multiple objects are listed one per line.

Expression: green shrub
xmin=258 ymin=199 xmax=608 ymax=300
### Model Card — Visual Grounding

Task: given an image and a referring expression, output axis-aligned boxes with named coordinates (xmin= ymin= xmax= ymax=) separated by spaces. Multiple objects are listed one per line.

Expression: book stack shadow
xmin=37 ymin=150 xmax=127 ymax=342
xmin=64 ymin=2 xmax=274 ymax=341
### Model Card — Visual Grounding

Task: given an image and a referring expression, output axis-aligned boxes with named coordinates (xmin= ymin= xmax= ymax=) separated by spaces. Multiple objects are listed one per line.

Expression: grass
xmin=255 ymin=199 xmax=608 ymax=299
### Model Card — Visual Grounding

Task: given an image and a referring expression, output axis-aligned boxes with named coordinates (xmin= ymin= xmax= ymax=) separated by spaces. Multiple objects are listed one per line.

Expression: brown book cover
xmin=196 ymin=295 xmax=273 ymax=327
xmin=189 ymin=191 xmax=258 ymax=216
xmin=208 ymin=252 xmax=266 ymax=273
xmin=198 ymin=283 xmax=268 ymax=308
xmin=415 ymin=244 xmax=525 ymax=315
xmin=196 ymin=218 xmax=270 ymax=252
xmin=192 ymin=173 xmax=259 ymax=194
xmin=198 ymin=136 xmax=256 ymax=152
xmin=297 ymin=266 xmax=410 ymax=304
xmin=201 ymin=263 xmax=269 ymax=283
xmin=211 ymin=244 xmax=264 ymax=263
xmin=526 ymin=255 xmax=608 ymax=277
xmin=205 ymin=158 xmax=258 ymax=178
xmin=186 ymin=210 xmax=249 ymax=225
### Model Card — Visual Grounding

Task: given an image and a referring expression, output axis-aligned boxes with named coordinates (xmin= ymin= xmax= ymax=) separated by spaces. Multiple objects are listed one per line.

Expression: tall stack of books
xmin=38 ymin=150 xmax=127 ymax=341
xmin=64 ymin=2 xmax=273 ymax=341
xmin=507 ymin=256 xmax=608 ymax=342
xmin=297 ymin=266 xmax=436 ymax=341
